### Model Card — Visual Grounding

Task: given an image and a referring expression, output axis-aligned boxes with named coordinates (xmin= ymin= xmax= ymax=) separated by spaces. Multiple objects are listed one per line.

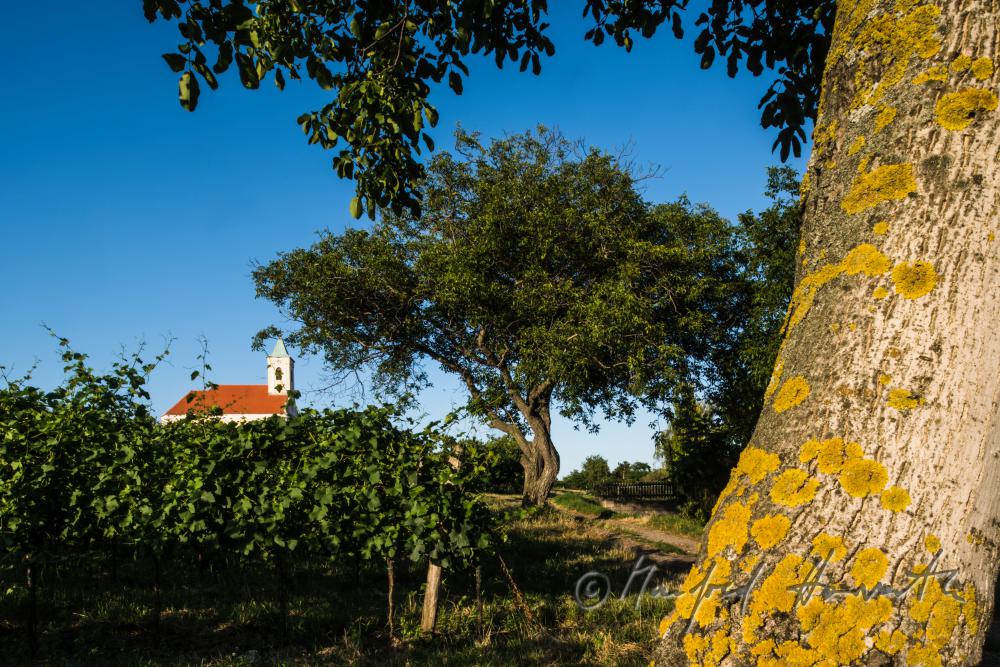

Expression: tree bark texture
xmin=654 ymin=1 xmax=1000 ymax=665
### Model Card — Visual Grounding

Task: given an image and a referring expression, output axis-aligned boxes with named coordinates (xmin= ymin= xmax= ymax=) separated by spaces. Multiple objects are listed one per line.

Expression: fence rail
xmin=592 ymin=480 xmax=679 ymax=501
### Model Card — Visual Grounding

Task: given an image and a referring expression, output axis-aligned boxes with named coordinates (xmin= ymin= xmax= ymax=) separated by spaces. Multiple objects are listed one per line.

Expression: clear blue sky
xmin=1 ymin=3 xmax=807 ymax=474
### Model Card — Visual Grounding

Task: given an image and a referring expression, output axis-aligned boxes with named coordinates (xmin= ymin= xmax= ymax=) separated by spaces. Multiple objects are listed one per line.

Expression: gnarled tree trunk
xmin=655 ymin=1 xmax=1000 ymax=664
xmin=521 ymin=428 xmax=560 ymax=507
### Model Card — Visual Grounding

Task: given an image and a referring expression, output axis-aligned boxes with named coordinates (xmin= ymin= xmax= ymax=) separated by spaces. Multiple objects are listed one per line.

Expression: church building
xmin=160 ymin=340 xmax=298 ymax=423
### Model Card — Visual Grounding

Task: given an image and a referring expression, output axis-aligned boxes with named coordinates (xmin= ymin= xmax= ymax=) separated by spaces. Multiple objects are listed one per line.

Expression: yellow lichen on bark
xmin=828 ymin=0 xmax=942 ymax=102
xmin=935 ymin=87 xmax=999 ymax=130
xmin=873 ymin=220 xmax=890 ymax=235
xmin=842 ymin=164 xmax=917 ymax=214
xmin=750 ymin=515 xmax=791 ymax=549
xmin=850 ymin=547 xmax=889 ymax=588
xmin=811 ymin=532 xmax=848 ymax=561
xmin=914 ymin=65 xmax=949 ymax=83
xmin=874 ymin=104 xmax=897 ymax=131
xmin=891 ymin=260 xmax=938 ymax=298
xmin=841 ymin=243 xmax=892 ymax=275
xmin=971 ymin=57 xmax=994 ymax=80
xmin=848 ymin=135 xmax=866 ymax=155
xmin=888 ymin=387 xmax=924 ymax=409
xmin=769 ymin=468 xmax=819 ymax=507
xmin=951 ymin=54 xmax=972 ymax=72
xmin=763 ymin=356 xmax=783 ymax=399
xmin=708 ymin=498 xmax=756 ymax=556
xmin=773 ymin=376 xmax=811 ymax=413
xmin=840 ymin=458 xmax=889 ymax=497
xmin=880 ymin=485 xmax=912 ymax=510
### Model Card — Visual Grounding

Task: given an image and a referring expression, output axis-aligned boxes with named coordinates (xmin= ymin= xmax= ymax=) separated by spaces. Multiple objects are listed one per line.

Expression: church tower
xmin=267 ymin=338 xmax=295 ymax=396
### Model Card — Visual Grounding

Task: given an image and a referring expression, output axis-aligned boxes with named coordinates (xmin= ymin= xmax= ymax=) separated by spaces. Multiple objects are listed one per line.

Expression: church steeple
xmin=267 ymin=338 xmax=294 ymax=395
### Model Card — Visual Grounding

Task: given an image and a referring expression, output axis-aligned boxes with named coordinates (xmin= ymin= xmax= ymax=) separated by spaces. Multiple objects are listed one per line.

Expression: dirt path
xmin=602 ymin=515 xmax=702 ymax=555
xmin=549 ymin=503 xmax=700 ymax=575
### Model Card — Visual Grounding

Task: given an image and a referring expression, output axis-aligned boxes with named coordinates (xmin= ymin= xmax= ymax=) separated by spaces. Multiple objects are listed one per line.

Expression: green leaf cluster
xmin=144 ymin=0 xmax=554 ymax=218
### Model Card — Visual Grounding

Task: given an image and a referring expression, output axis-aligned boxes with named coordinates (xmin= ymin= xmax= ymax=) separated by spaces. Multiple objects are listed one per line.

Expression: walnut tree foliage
xmin=655 ymin=166 xmax=800 ymax=519
xmin=144 ymin=0 xmax=833 ymax=217
xmin=251 ymin=127 xmax=743 ymax=502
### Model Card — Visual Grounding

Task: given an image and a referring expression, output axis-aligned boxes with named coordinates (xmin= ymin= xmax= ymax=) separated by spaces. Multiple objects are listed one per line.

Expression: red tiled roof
xmin=164 ymin=385 xmax=289 ymax=416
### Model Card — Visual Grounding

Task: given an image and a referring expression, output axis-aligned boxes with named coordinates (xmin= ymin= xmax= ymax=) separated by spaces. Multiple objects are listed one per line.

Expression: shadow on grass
xmin=0 ymin=509 xmax=676 ymax=666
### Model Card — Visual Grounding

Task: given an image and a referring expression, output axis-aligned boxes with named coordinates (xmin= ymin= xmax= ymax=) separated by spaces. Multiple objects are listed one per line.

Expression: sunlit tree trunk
xmin=654 ymin=1 xmax=1000 ymax=664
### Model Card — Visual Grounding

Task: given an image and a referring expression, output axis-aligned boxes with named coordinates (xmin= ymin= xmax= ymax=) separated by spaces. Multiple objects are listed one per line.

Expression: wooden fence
xmin=591 ymin=480 xmax=680 ymax=502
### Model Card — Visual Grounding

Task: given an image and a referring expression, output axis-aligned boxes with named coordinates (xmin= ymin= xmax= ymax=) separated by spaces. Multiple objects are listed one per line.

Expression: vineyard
xmin=0 ymin=342 xmax=505 ymax=660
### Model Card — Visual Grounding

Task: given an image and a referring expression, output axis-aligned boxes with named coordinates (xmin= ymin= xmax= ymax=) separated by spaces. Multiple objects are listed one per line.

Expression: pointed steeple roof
xmin=269 ymin=338 xmax=290 ymax=358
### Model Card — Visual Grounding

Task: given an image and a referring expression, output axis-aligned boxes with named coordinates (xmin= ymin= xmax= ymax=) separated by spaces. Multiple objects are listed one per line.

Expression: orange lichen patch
xmin=842 ymin=164 xmax=917 ymax=214
xmin=750 ymin=515 xmax=792 ymax=550
xmin=840 ymin=458 xmax=889 ymax=497
xmin=873 ymin=286 xmax=890 ymax=299
xmin=770 ymin=468 xmax=819 ymax=507
xmin=951 ymin=54 xmax=972 ymax=72
xmin=830 ymin=322 xmax=842 ymax=333
xmin=848 ymin=135 xmax=866 ymax=156
xmin=797 ymin=238 xmax=806 ymax=256
xmin=874 ymin=104 xmax=897 ymax=131
xmin=972 ymin=57 xmax=994 ymax=81
xmin=888 ymin=387 xmax=924 ymax=410
xmin=880 ymin=485 xmax=911 ymax=511
xmin=773 ymin=376 xmax=811 ymax=413
xmin=879 ymin=373 xmax=892 ymax=386
xmin=892 ymin=260 xmax=937 ymax=298
xmin=850 ymin=547 xmax=888 ymax=589
xmin=707 ymin=499 xmax=756 ymax=557
xmin=914 ymin=65 xmax=948 ymax=84
xmin=847 ymin=322 xmax=858 ymax=332
xmin=873 ymin=220 xmax=890 ymax=235
xmin=658 ymin=615 xmax=671 ymax=636
xmin=925 ymin=533 xmax=942 ymax=553
xmin=935 ymin=88 xmax=999 ymax=130
xmin=989 ymin=232 xmax=996 ymax=242
xmin=811 ymin=532 xmax=848 ymax=562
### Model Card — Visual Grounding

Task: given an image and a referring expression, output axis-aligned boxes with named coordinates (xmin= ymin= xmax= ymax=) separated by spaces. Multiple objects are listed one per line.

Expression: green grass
xmin=0 ymin=505 xmax=676 ymax=666
xmin=550 ymin=492 xmax=616 ymax=519
xmin=645 ymin=513 xmax=706 ymax=540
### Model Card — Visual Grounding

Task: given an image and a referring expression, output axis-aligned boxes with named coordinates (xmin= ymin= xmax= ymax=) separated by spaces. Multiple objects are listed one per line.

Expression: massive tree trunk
xmin=654 ymin=1 xmax=1000 ymax=664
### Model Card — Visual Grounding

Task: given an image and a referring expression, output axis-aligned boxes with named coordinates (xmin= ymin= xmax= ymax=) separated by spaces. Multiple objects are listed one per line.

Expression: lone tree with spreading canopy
xmin=147 ymin=0 xmax=1000 ymax=662
xmin=252 ymin=127 xmax=738 ymax=507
